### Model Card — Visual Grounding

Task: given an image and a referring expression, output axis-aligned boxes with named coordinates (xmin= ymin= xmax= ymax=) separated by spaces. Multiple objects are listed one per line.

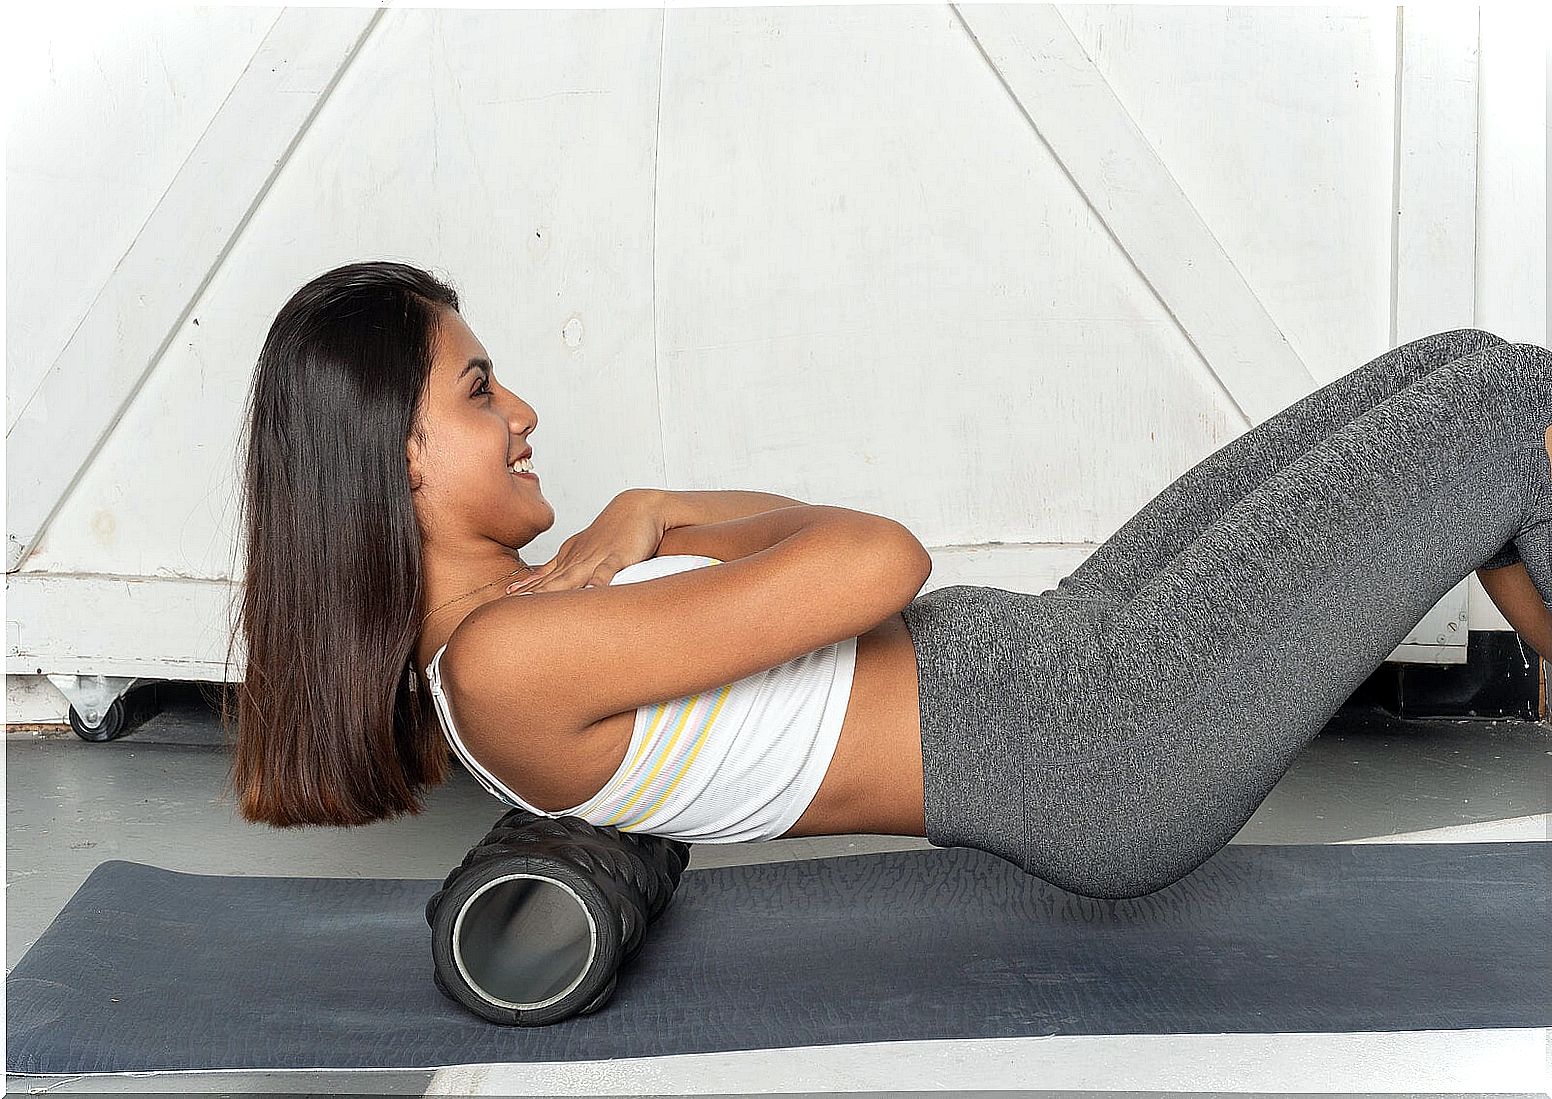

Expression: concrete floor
xmin=5 ymin=694 xmax=1550 ymax=1095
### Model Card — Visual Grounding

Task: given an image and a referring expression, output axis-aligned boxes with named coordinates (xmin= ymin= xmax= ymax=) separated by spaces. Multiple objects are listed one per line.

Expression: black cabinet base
xmin=1346 ymin=630 xmax=1543 ymax=721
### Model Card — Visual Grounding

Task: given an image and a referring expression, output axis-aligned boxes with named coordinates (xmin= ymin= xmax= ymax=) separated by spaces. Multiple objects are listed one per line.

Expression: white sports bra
xmin=424 ymin=554 xmax=858 ymax=843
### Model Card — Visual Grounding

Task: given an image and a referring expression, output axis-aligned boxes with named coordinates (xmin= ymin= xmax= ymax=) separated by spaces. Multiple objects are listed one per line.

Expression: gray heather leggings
xmin=900 ymin=329 xmax=1552 ymax=899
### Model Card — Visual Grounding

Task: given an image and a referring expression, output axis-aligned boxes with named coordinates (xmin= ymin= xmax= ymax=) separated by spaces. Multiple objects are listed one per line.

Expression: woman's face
xmin=407 ymin=309 xmax=554 ymax=550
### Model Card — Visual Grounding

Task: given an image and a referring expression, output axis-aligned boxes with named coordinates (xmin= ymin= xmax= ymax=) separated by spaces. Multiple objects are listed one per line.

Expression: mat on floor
xmin=7 ymin=842 xmax=1549 ymax=1074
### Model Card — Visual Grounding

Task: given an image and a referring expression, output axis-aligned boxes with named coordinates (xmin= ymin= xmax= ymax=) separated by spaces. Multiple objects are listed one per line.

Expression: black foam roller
xmin=426 ymin=807 xmax=692 ymax=1025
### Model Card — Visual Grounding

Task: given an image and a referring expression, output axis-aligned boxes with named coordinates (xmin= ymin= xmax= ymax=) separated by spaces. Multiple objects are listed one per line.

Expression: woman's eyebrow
xmin=457 ymin=357 xmax=492 ymax=382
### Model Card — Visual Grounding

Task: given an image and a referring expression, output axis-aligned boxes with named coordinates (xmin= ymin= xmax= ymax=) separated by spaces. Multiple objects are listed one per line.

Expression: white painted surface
xmin=422 ymin=1027 xmax=1548 ymax=1094
xmin=6 ymin=8 xmax=381 ymax=573
xmin=6 ymin=5 xmax=1548 ymax=721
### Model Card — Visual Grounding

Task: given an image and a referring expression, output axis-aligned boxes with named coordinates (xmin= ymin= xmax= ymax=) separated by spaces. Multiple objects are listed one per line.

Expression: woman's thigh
xmin=907 ymin=341 xmax=1552 ymax=900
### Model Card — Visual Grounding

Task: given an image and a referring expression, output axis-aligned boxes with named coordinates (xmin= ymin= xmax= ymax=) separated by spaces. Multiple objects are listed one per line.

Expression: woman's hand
xmin=505 ymin=490 xmax=667 ymax=596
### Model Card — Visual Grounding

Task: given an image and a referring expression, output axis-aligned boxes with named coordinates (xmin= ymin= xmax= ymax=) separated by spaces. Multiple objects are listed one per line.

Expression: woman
xmin=226 ymin=260 xmax=1552 ymax=900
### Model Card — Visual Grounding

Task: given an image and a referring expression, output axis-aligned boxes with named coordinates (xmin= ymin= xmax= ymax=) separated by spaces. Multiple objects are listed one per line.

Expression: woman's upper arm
xmin=446 ymin=509 xmax=931 ymax=735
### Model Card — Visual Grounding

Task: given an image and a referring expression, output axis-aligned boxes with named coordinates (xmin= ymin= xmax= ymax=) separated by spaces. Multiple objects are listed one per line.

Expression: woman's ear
xmin=405 ymin=436 xmax=424 ymax=493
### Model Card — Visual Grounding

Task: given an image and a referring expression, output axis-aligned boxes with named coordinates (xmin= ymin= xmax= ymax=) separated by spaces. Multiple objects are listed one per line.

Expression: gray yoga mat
xmin=7 ymin=842 xmax=1549 ymax=1075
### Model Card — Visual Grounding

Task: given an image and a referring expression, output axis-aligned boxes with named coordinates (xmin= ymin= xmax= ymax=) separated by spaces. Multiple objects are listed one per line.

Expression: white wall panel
xmin=8 ymin=7 xmax=381 ymax=576
xmin=655 ymin=3 xmax=1251 ymax=550
xmin=1060 ymin=5 xmax=1398 ymax=375
xmin=1474 ymin=2 xmax=1547 ymax=344
xmin=6 ymin=7 xmax=281 ymax=437
xmin=6 ymin=4 xmax=1548 ymax=724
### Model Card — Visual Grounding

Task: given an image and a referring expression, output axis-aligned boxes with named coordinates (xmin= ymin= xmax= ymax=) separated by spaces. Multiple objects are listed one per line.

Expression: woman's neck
xmin=415 ymin=546 xmax=533 ymax=675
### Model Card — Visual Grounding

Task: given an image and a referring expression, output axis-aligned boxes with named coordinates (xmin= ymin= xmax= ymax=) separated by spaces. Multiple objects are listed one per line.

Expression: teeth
xmin=509 ymin=456 xmax=534 ymax=474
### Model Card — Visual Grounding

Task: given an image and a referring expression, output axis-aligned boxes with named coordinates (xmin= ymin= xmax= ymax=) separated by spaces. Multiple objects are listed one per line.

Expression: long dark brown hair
xmin=221 ymin=260 xmax=460 ymax=827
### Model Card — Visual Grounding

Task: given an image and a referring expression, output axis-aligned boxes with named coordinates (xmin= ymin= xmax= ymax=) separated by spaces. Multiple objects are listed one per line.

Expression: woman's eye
xmin=473 ymin=379 xmax=491 ymax=397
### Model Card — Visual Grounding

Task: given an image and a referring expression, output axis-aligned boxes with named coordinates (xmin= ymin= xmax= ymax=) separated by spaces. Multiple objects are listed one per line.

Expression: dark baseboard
xmin=1346 ymin=629 xmax=1543 ymax=721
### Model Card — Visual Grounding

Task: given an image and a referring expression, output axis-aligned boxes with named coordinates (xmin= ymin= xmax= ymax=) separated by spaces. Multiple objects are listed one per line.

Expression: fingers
xmin=506 ymin=562 xmax=621 ymax=595
xmin=506 ymin=563 xmax=555 ymax=595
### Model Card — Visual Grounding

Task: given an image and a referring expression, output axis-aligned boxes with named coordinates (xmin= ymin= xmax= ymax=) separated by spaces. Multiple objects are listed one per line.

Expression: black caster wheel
xmin=69 ymin=696 xmax=132 ymax=742
xmin=68 ymin=685 xmax=159 ymax=743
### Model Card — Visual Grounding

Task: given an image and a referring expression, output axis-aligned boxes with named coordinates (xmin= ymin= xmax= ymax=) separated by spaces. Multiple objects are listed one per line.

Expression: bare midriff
xmin=478 ymin=612 xmax=928 ymax=840
xmin=773 ymin=611 xmax=926 ymax=839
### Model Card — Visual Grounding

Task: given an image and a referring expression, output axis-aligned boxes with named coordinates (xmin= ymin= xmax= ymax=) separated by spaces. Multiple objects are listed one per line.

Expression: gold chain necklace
xmin=418 ymin=561 xmax=535 ymax=627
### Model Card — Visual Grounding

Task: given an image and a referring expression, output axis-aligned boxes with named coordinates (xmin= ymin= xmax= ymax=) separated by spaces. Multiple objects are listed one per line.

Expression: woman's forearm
xmin=1476 ymin=561 xmax=1552 ymax=664
xmin=637 ymin=488 xmax=809 ymax=530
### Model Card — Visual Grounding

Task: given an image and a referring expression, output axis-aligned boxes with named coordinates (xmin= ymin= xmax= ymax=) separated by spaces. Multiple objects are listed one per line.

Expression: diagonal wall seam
xmin=948 ymin=2 xmax=1306 ymax=427
xmin=7 ymin=8 xmax=388 ymax=572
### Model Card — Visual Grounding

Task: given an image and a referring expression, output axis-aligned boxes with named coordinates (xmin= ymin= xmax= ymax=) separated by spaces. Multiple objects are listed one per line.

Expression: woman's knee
xmin=1511 ymin=342 xmax=1552 ymax=374
xmin=1405 ymin=327 xmax=1506 ymax=361
xmin=1478 ymin=340 xmax=1552 ymax=381
xmin=1426 ymin=340 xmax=1552 ymax=440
